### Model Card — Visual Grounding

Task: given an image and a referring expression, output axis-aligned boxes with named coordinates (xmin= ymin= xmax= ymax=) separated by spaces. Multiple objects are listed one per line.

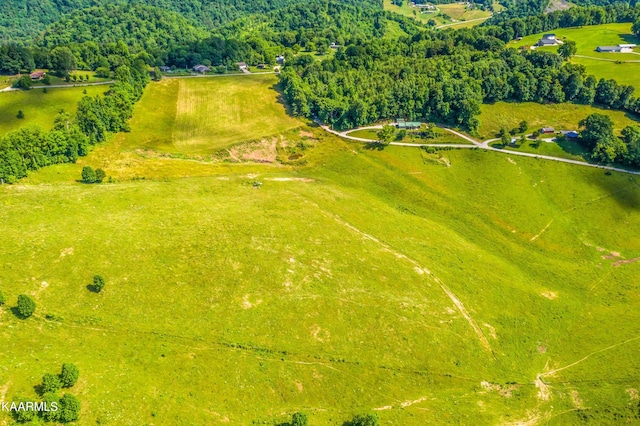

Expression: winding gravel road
xmin=318 ymin=121 xmax=640 ymax=176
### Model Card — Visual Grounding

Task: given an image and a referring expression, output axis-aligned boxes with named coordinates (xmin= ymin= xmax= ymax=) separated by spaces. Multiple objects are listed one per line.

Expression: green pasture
xmin=489 ymin=138 xmax=590 ymax=161
xmin=510 ymin=23 xmax=640 ymax=87
xmin=116 ymin=74 xmax=303 ymax=155
xmin=510 ymin=23 xmax=639 ymax=56
xmin=478 ymin=101 xmax=640 ymax=139
xmin=2 ymin=135 xmax=640 ymax=424
xmin=571 ymin=56 xmax=640 ymax=91
xmin=3 ymin=71 xmax=640 ymax=425
xmin=0 ymin=85 xmax=108 ymax=135
xmin=347 ymin=126 xmax=470 ymax=144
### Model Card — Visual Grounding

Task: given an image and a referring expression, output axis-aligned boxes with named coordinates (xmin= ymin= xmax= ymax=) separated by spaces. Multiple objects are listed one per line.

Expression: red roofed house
xmin=30 ymin=71 xmax=46 ymax=80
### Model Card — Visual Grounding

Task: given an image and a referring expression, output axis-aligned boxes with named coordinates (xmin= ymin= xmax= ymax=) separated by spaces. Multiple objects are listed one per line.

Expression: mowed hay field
xmin=118 ymin=74 xmax=303 ymax=154
xmin=510 ymin=23 xmax=640 ymax=90
xmin=0 ymin=85 xmax=107 ymax=135
xmin=478 ymin=101 xmax=640 ymax=138
xmin=2 ymin=130 xmax=640 ymax=424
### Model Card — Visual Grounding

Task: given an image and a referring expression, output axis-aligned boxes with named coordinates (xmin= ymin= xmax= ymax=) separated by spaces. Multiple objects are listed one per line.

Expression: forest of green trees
xmin=1 ymin=0 xmax=640 ymax=184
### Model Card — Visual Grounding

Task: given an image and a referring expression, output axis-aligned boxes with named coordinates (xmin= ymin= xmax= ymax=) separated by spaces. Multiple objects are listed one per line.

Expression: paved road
xmin=0 ymin=80 xmax=115 ymax=93
xmin=574 ymin=54 xmax=640 ymax=63
xmin=437 ymin=16 xmax=491 ymax=29
xmin=318 ymin=121 xmax=640 ymax=176
xmin=163 ymin=72 xmax=277 ymax=79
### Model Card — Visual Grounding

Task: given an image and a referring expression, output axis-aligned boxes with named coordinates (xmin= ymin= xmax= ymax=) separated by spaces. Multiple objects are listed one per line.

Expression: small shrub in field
xmin=93 ymin=275 xmax=105 ymax=293
xmin=58 ymin=394 xmax=81 ymax=423
xmin=41 ymin=393 xmax=60 ymax=422
xmin=17 ymin=294 xmax=36 ymax=318
xmin=292 ymin=412 xmax=308 ymax=426
xmin=81 ymin=166 xmax=96 ymax=183
xmin=95 ymin=168 xmax=106 ymax=183
xmin=60 ymin=363 xmax=80 ymax=388
xmin=41 ymin=373 xmax=62 ymax=394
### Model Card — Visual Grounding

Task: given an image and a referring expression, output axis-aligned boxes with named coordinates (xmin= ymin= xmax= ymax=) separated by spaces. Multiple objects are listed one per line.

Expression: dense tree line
xmin=486 ymin=3 xmax=640 ymax=38
xmin=0 ymin=61 xmax=148 ymax=184
xmin=40 ymin=4 xmax=207 ymax=59
xmin=0 ymin=0 xmax=325 ymax=43
xmin=492 ymin=0 xmax=550 ymax=21
xmin=162 ymin=0 xmax=405 ymax=69
xmin=579 ymin=114 xmax=640 ymax=165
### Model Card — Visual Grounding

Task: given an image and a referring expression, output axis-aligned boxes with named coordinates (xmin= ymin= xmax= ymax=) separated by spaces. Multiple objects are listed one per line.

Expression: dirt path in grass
xmin=437 ymin=16 xmax=491 ymax=29
xmin=294 ymin=192 xmax=494 ymax=355
xmin=538 ymin=335 xmax=640 ymax=382
xmin=318 ymin=121 xmax=640 ymax=176
xmin=0 ymin=80 xmax=115 ymax=92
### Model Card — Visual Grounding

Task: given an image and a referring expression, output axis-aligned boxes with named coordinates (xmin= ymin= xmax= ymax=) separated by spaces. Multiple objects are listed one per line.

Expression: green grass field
xmin=3 ymin=75 xmax=640 ymax=425
xmin=510 ymin=23 xmax=640 ymax=90
xmin=116 ymin=75 xmax=303 ymax=155
xmin=348 ymin=126 xmax=470 ymax=144
xmin=0 ymin=85 xmax=108 ymax=135
xmin=478 ymin=101 xmax=640 ymax=139
xmin=3 ymin=137 xmax=640 ymax=425
xmin=489 ymin=138 xmax=590 ymax=161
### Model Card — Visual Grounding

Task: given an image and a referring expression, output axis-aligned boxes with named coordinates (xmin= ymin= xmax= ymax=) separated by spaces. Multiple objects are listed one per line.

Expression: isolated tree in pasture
xmin=95 ymin=168 xmax=106 ymax=183
xmin=292 ymin=412 xmax=308 ymax=426
xmin=81 ymin=166 xmax=96 ymax=183
xmin=501 ymin=132 xmax=511 ymax=145
xmin=518 ymin=120 xmax=528 ymax=133
xmin=17 ymin=294 xmax=36 ymax=318
xmin=558 ymin=40 xmax=577 ymax=60
xmin=93 ymin=275 xmax=105 ymax=293
xmin=12 ymin=401 xmax=36 ymax=422
xmin=60 ymin=363 xmax=80 ymax=388
xmin=58 ymin=394 xmax=81 ymax=423
xmin=41 ymin=393 xmax=60 ymax=422
xmin=16 ymin=110 xmax=24 ymax=119
xmin=41 ymin=372 xmax=62 ymax=394
xmin=12 ymin=75 xmax=32 ymax=90
xmin=350 ymin=413 xmax=380 ymax=426
xmin=377 ymin=125 xmax=396 ymax=145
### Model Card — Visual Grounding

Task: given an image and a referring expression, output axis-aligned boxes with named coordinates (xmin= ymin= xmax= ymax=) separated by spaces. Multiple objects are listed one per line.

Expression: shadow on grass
xmin=362 ymin=142 xmax=387 ymax=151
xmin=592 ymin=169 xmax=640 ymax=209
xmin=270 ymin=83 xmax=296 ymax=118
xmin=556 ymin=138 xmax=590 ymax=159
xmin=86 ymin=284 xmax=100 ymax=293
xmin=10 ymin=306 xmax=30 ymax=320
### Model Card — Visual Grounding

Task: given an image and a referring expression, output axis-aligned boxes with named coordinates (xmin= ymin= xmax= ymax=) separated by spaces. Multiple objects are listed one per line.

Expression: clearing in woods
xmin=0 ymin=85 xmax=107 ymax=135
xmin=118 ymin=74 xmax=302 ymax=154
